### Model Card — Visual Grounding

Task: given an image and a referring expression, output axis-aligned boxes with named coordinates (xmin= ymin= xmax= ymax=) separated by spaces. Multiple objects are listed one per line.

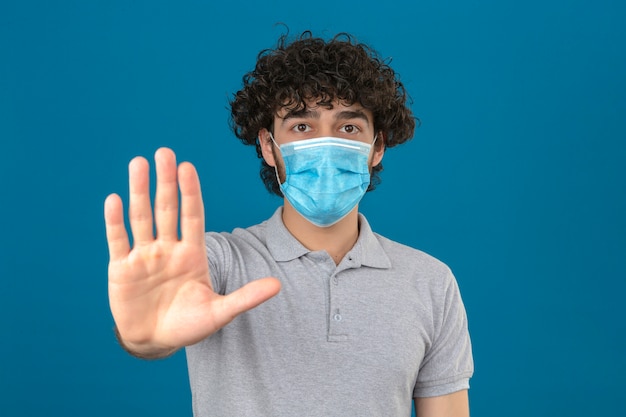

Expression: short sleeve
xmin=413 ymin=270 xmax=474 ymax=397
xmin=204 ymin=232 xmax=233 ymax=295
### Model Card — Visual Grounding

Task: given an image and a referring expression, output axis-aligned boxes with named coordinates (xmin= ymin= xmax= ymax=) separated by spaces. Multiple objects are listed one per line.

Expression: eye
xmin=340 ymin=124 xmax=361 ymax=134
xmin=291 ymin=123 xmax=311 ymax=133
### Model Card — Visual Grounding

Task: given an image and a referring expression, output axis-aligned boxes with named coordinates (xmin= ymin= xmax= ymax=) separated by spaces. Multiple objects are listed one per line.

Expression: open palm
xmin=105 ymin=148 xmax=280 ymax=358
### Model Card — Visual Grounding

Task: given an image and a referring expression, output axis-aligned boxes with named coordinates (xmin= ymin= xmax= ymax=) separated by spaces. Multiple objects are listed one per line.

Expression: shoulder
xmin=204 ymin=219 xmax=270 ymax=253
xmin=203 ymin=220 xmax=274 ymax=293
xmin=374 ymin=232 xmax=454 ymax=281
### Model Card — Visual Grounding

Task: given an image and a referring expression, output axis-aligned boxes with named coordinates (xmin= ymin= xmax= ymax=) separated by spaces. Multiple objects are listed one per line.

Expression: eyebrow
xmin=281 ymin=108 xmax=320 ymax=124
xmin=280 ymin=108 xmax=370 ymax=126
xmin=334 ymin=109 xmax=370 ymax=126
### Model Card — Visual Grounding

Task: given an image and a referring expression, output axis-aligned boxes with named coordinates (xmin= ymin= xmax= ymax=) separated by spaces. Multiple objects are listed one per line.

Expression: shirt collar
xmin=266 ymin=207 xmax=392 ymax=269
xmin=352 ymin=213 xmax=392 ymax=269
xmin=266 ymin=208 xmax=310 ymax=262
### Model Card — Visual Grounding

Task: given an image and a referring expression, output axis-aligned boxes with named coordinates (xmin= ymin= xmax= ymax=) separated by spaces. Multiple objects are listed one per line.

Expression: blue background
xmin=1 ymin=1 xmax=624 ymax=416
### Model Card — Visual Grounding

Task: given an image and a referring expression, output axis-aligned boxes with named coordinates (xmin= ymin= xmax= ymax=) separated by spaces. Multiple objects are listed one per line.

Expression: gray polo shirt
xmin=186 ymin=208 xmax=473 ymax=417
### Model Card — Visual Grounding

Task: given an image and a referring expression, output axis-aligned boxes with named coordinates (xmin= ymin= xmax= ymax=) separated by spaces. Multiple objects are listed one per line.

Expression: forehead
xmin=275 ymin=99 xmax=373 ymax=122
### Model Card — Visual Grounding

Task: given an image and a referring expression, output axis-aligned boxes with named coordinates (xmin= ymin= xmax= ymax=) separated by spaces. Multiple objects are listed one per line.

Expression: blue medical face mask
xmin=270 ymin=134 xmax=376 ymax=227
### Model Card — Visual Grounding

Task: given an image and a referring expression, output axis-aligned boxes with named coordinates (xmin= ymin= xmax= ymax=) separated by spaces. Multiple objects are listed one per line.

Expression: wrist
xmin=113 ymin=326 xmax=178 ymax=360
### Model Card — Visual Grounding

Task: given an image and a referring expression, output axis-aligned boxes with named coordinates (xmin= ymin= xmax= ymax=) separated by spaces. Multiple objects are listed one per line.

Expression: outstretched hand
xmin=105 ymin=148 xmax=281 ymax=358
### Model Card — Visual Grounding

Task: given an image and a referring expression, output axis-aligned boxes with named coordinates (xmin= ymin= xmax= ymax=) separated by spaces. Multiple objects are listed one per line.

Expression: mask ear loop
xmin=268 ymin=132 xmax=279 ymax=148
xmin=372 ymin=133 xmax=378 ymax=146
xmin=368 ymin=133 xmax=379 ymax=159
xmin=268 ymin=132 xmax=284 ymax=186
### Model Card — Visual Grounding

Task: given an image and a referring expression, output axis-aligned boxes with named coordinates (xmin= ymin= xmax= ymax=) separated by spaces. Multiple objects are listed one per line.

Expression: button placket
xmin=304 ymin=252 xmax=338 ymax=341
xmin=333 ymin=309 xmax=342 ymax=321
xmin=328 ymin=271 xmax=348 ymax=342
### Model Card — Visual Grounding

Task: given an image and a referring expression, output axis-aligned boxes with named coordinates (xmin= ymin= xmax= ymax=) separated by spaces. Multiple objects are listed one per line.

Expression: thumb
xmin=217 ymin=277 xmax=281 ymax=325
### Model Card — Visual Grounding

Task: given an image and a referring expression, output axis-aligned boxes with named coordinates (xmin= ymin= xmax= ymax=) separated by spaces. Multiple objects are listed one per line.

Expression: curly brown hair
xmin=229 ymin=31 xmax=417 ymax=196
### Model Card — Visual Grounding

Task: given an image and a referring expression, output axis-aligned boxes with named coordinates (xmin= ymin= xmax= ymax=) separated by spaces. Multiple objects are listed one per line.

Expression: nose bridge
xmin=317 ymin=110 xmax=335 ymax=137
xmin=318 ymin=125 xmax=334 ymax=137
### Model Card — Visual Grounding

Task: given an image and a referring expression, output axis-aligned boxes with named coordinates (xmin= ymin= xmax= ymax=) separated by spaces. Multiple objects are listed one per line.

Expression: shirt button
xmin=333 ymin=313 xmax=342 ymax=321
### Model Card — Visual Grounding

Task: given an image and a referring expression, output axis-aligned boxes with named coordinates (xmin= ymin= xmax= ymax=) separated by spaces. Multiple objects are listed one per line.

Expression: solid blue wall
xmin=1 ymin=1 xmax=624 ymax=416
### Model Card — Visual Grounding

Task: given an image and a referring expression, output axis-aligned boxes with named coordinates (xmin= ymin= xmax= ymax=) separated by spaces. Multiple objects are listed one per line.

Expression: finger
xmin=218 ymin=278 xmax=282 ymax=324
xmin=128 ymin=156 xmax=154 ymax=245
xmin=154 ymin=148 xmax=179 ymax=241
xmin=178 ymin=161 xmax=205 ymax=246
xmin=104 ymin=193 xmax=131 ymax=261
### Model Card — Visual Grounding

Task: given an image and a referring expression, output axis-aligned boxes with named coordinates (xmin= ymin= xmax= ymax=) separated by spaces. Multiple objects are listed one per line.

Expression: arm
xmin=414 ymin=390 xmax=469 ymax=417
xmin=105 ymin=147 xmax=281 ymax=358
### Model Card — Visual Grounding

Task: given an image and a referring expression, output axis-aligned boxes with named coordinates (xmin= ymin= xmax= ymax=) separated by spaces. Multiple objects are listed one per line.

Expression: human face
xmin=259 ymin=100 xmax=385 ymax=181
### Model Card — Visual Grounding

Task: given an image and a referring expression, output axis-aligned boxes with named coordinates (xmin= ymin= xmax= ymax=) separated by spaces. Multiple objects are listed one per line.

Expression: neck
xmin=281 ymin=200 xmax=360 ymax=265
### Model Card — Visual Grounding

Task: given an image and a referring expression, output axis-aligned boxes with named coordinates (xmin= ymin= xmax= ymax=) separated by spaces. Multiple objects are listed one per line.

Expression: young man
xmin=105 ymin=32 xmax=473 ymax=417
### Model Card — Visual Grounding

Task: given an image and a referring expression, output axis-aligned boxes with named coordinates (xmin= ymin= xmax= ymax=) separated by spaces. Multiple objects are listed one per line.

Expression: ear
xmin=371 ymin=131 xmax=386 ymax=166
xmin=258 ymin=128 xmax=276 ymax=167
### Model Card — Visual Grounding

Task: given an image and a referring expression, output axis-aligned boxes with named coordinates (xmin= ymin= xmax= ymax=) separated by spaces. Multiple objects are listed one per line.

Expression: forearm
xmin=113 ymin=326 xmax=179 ymax=360
xmin=414 ymin=390 xmax=469 ymax=417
